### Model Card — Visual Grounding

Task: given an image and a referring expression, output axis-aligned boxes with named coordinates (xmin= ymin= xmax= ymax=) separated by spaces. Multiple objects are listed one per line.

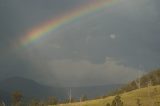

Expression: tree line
xmin=0 ymin=91 xmax=88 ymax=106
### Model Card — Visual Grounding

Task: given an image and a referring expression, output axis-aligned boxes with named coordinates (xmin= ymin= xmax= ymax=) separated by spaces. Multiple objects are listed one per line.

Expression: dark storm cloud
xmin=40 ymin=16 xmax=160 ymax=70
xmin=0 ymin=0 xmax=160 ymax=86
xmin=0 ymin=0 xmax=89 ymax=82
xmin=44 ymin=0 xmax=160 ymax=70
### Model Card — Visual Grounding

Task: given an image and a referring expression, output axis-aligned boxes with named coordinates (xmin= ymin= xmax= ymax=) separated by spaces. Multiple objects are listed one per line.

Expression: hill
xmin=49 ymin=69 xmax=160 ymax=106
xmin=54 ymin=85 xmax=160 ymax=106
xmin=0 ymin=77 xmax=121 ymax=103
xmin=0 ymin=77 xmax=65 ymax=103
xmin=110 ymin=69 xmax=160 ymax=95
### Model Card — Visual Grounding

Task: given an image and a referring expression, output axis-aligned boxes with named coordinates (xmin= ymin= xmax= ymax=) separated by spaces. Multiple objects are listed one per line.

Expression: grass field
xmin=51 ymin=85 xmax=160 ymax=106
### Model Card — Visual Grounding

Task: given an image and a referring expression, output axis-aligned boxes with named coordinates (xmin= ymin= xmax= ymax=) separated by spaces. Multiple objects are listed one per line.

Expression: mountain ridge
xmin=0 ymin=76 xmax=121 ymax=103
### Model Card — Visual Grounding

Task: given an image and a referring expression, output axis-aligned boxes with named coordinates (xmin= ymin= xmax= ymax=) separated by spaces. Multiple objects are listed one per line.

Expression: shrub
xmin=111 ymin=95 xmax=123 ymax=106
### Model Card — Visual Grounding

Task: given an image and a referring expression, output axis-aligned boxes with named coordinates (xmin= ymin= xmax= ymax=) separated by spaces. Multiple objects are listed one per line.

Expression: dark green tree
xmin=111 ymin=95 xmax=123 ymax=106
xmin=11 ymin=91 xmax=23 ymax=106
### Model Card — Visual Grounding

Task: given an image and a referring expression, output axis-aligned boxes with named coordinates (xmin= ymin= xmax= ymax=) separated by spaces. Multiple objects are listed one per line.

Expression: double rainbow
xmin=20 ymin=0 xmax=117 ymax=47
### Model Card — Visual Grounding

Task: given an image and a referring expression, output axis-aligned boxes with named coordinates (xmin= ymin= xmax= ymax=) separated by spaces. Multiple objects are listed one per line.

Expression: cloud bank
xmin=0 ymin=0 xmax=160 ymax=86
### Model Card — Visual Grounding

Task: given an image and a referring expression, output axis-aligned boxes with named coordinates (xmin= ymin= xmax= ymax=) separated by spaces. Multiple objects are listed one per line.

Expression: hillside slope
xmin=54 ymin=85 xmax=160 ymax=106
xmin=110 ymin=69 xmax=160 ymax=95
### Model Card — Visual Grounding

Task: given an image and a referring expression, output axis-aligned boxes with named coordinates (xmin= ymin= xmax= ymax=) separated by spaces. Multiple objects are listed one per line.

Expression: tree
xmin=136 ymin=99 xmax=142 ymax=106
xmin=0 ymin=100 xmax=6 ymax=106
xmin=29 ymin=99 xmax=40 ymax=106
xmin=64 ymin=98 xmax=76 ymax=103
xmin=47 ymin=96 xmax=58 ymax=105
xmin=81 ymin=95 xmax=87 ymax=102
xmin=11 ymin=91 xmax=23 ymax=106
xmin=111 ymin=95 xmax=123 ymax=106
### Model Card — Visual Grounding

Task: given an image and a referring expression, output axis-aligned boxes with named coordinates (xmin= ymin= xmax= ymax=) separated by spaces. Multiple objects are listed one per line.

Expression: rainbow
xmin=19 ymin=0 xmax=118 ymax=47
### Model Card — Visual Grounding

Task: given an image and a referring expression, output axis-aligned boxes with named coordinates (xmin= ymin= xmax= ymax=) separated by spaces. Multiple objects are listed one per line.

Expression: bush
xmin=106 ymin=103 xmax=110 ymax=106
xmin=11 ymin=91 xmax=23 ymax=106
xmin=111 ymin=95 xmax=123 ymax=106
xmin=136 ymin=99 xmax=142 ymax=106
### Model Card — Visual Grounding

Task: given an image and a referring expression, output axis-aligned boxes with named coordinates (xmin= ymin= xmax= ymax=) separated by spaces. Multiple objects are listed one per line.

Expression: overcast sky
xmin=0 ymin=0 xmax=160 ymax=87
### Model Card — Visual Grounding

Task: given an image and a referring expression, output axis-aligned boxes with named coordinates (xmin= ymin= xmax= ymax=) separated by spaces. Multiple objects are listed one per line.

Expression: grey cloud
xmin=48 ymin=58 xmax=142 ymax=86
xmin=45 ymin=0 xmax=160 ymax=69
xmin=0 ymin=0 xmax=160 ymax=86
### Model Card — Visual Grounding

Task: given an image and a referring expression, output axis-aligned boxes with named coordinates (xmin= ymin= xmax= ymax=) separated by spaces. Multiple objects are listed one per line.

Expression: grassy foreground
xmin=51 ymin=85 xmax=160 ymax=106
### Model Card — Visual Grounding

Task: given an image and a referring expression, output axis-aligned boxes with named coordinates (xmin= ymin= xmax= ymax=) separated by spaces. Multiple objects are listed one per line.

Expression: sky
xmin=0 ymin=0 xmax=160 ymax=87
